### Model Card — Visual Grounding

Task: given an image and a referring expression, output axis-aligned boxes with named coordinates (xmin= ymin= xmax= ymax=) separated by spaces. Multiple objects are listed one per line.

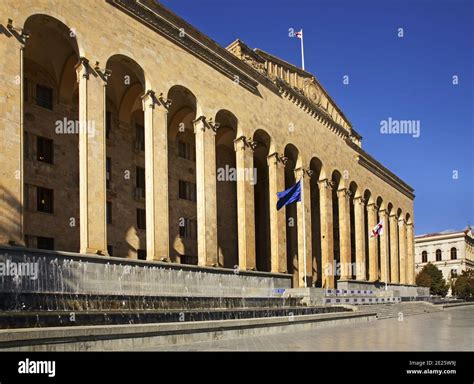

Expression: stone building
xmin=0 ymin=0 xmax=416 ymax=288
xmin=415 ymin=227 xmax=474 ymax=294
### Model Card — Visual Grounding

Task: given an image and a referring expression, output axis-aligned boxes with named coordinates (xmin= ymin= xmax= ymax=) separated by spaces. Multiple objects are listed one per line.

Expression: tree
xmin=415 ymin=263 xmax=448 ymax=297
xmin=453 ymin=270 xmax=474 ymax=299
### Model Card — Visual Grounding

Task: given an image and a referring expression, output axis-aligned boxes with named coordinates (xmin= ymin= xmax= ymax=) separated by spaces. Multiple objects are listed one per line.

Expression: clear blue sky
xmin=160 ymin=0 xmax=473 ymax=235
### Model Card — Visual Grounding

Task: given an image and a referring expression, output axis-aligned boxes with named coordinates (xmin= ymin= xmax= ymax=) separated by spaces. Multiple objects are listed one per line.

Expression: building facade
xmin=415 ymin=227 xmax=474 ymax=294
xmin=0 ymin=0 xmax=415 ymax=288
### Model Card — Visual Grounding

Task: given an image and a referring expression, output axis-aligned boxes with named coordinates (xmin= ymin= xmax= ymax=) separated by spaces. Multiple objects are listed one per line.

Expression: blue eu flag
xmin=276 ymin=180 xmax=301 ymax=210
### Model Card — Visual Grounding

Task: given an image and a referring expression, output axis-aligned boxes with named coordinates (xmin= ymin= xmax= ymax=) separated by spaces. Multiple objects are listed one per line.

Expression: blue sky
xmin=160 ymin=0 xmax=473 ymax=235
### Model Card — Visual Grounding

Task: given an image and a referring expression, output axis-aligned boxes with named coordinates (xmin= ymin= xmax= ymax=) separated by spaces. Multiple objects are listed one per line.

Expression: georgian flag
xmin=295 ymin=30 xmax=303 ymax=39
xmin=370 ymin=221 xmax=383 ymax=237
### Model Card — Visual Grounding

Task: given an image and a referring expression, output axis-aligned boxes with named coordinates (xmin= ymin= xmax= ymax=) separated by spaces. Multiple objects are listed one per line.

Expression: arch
xmin=215 ymin=109 xmax=238 ymax=268
xmin=450 ymin=247 xmax=457 ymax=260
xmin=435 ymin=249 xmax=442 ymax=261
xmin=405 ymin=213 xmax=412 ymax=225
xmin=422 ymin=250 xmax=428 ymax=263
xmin=310 ymin=156 xmax=324 ymax=286
xmin=252 ymin=129 xmax=272 ymax=271
xmin=396 ymin=208 xmax=403 ymax=219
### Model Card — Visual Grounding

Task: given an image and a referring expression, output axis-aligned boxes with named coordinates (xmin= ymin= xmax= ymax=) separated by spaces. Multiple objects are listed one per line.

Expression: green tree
xmin=415 ymin=263 xmax=448 ymax=297
xmin=453 ymin=270 xmax=474 ymax=299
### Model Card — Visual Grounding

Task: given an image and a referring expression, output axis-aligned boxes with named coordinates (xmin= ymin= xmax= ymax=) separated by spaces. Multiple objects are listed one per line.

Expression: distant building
xmin=415 ymin=226 xmax=474 ymax=295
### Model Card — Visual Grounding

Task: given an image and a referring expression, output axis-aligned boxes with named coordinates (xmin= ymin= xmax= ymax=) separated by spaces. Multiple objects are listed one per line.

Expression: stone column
xmin=142 ymin=91 xmax=170 ymax=261
xmin=389 ymin=214 xmax=399 ymax=283
xmin=193 ymin=116 xmax=218 ymax=266
xmin=406 ymin=222 xmax=415 ymax=285
xmin=353 ymin=197 xmax=366 ymax=281
xmin=295 ymin=167 xmax=312 ymax=287
xmin=234 ymin=136 xmax=256 ymax=270
xmin=398 ymin=218 xmax=407 ymax=284
xmin=267 ymin=152 xmax=287 ymax=273
xmin=76 ymin=58 xmax=107 ymax=255
xmin=379 ymin=209 xmax=390 ymax=283
xmin=318 ymin=179 xmax=334 ymax=288
xmin=0 ymin=27 xmax=27 ymax=246
xmin=367 ymin=203 xmax=378 ymax=282
xmin=337 ymin=188 xmax=352 ymax=280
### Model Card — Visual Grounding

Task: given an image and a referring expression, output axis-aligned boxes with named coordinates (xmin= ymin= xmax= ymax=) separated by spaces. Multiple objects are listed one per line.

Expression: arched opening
xmin=376 ymin=196 xmax=384 ymax=280
xmin=253 ymin=130 xmax=271 ymax=272
xmin=284 ymin=144 xmax=300 ymax=287
xmin=332 ymin=170 xmax=343 ymax=284
xmin=310 ymin=158 xmax=323 ymax=286
xmin=215 ymin=110 xmax=238 ymax=268
xmin=349 ymin=182 xmax=359 ymax=280
xmin=363 ymin=190 xmax=373 ymax=280
xmin=450 ymin=247 xmax=457 ymax=260
xmin=421 ymin=250 xmax=428 ymax=263
xmin=105 ymin=55 xmax=145 ymax=259
xmin=23 ymin=14 xmax=80 ymax=252
xmin=167 ymin=85 xmax=198 ymax=264
xmin=435 ymin=249 xmax=442 ymax=262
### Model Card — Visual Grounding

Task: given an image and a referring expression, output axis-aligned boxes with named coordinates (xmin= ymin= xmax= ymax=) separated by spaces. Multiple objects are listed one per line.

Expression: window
xmin=450 ymin=247 xmax=457 ymax=260
xmin=37 ymin=136 xmax=54 ymax=164
xmin=106 ymin=157 xmax=112 ymax=190
xmin=137 ymin=249 xmax=147 ymax=260
xmin=181 ymin=254 xmax=198 ymax=265
xmin=37 ymin=236 xmax=54 ymax=250
xmin=135 ymin=124 xmax=145 ymax=151
xmin=177 ymin=140 xmax=195 ymax=161
xmin=24 ymin=131 xmax=29 ymax=159
xmin=179 ymin=218 xmax=197 ymax=239
xmin=135 ymin=166 xmax=145 ymax=199
xmin=421 ymin=251 xmax=427 ymax=263
xmin=37 ymin=187 xmax=53 ymax=213
xmin=137 ymin=208 xmax=146 ymax=230
xmin=106 ymin=111 xmax=112 ymax=139
xmin=435 ymin=249 xmax=442 ymax=261
xmin=107 ymin=245 xmax=113 ymax=256
xmin=36 ymin=84 xmax=53 ymax=110
xmin=24 ymin=78 xmax=28 ymax=102
xmin=106 ymin=201 xmax=112 ymax=224
xmin=178 ymin=180 xmax=196 ymax=202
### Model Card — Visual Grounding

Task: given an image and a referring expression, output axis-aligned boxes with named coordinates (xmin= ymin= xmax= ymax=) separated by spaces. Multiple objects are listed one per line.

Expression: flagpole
xmin=300 ymin=29 xmax=305 ymax=70
xmin=301 ymin=174 xmax=308 ymax=288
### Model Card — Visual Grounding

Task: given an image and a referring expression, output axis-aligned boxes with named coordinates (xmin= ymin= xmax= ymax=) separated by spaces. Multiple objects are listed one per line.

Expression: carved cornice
xmin=107 ymin=0 xmax=269 ymax=94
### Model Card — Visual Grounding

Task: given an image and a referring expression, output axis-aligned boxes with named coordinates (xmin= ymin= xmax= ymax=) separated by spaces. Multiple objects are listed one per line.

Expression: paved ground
xmin=137 ymin=306 xmax=474 ymax=351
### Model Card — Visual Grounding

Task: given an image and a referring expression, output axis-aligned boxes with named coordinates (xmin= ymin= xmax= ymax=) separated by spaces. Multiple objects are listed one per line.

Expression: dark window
xmin=106 ymin=157 xmax=111 ymax=190
xmin=137 ymin=249 xmax=147 ymax=260
xmin=107 ymin=245 xmax=113 ymax=256
xmin=179 ymin=218 xmax=197 ymax=239
xmin=37 ymin=187 xmax=53 ymax=213
xmin=24 ymin=78 xmax=28 ymax=102
xmin=181 ymin=255 xmax=198 ymax=265
xmin=37 ymin=236 xmax=54 ymax=250
xmin=450 ymin=247 xmax=457 ymax=260
xmin=36 ymin=84 xmax=53 ymax=110
xmin=436 ymin=249 xmax=442 ymax=261
xmin=36 ymin=136 xmax=54 ymax=164
xmin=106 ymin=111 xmax=112 ymax=139
xmin=137 ymin=208 xmax=146 ymax=230
xmin=422 ymin=251 xmax=428 ymax=263
xmin=135 ymin=124 xmax=145 ymax=151
xmin=106 ymin=201 xmax=112 ymax=224
xmin=177 ymin=140 xmax=195 ymax=161
xmin=24 ymin=131 xmax=29 ymax=159
xmin=135 ymin=167 xmax=145 ymax=199
xmin=178 ymin=180 xmax=196 ymax=202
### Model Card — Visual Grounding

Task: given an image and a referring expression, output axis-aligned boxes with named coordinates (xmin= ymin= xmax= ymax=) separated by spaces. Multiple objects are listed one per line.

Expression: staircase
xmin=355 ymin=302 xmax=442 ymax=319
